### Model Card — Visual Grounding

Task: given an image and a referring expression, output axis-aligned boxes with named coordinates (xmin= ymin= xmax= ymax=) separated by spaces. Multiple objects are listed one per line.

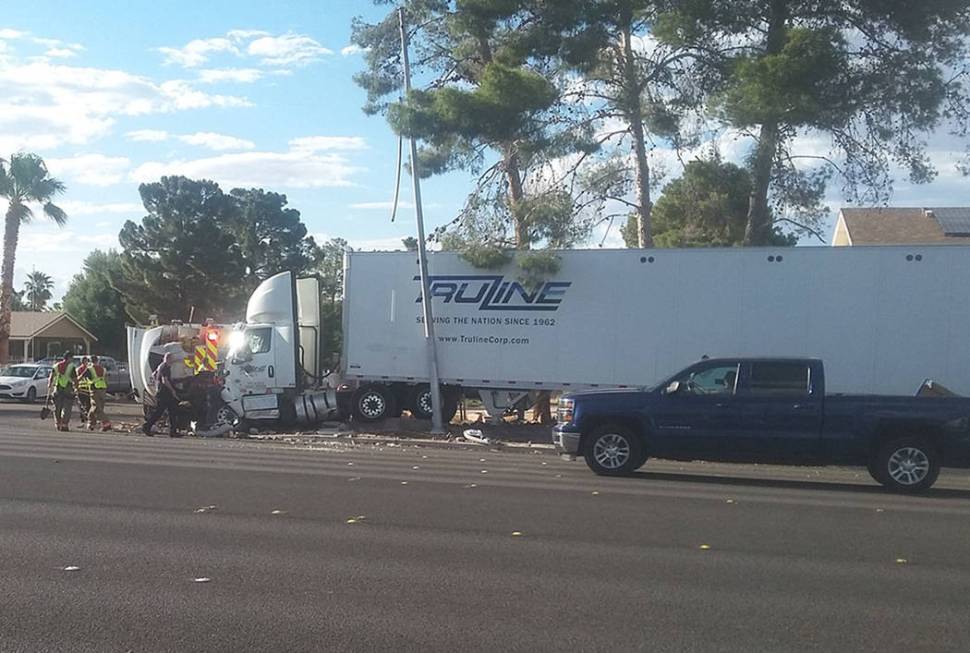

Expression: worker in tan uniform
xmin=82 ymin=355 xmax=112 ymax=432
xmin=47 ymin=351 xmax=78 ymax=432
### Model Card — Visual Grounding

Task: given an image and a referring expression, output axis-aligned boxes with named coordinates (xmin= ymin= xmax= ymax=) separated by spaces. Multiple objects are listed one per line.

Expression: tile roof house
xmin=832 ymin=207 xmax=970 ymax=246
xmin=7 ymin=311 xmax=97 ymax=363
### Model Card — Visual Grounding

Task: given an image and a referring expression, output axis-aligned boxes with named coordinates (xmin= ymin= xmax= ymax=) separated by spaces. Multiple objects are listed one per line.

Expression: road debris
xmin=271 ymin=509 xmax=287 ymax=515
xmin=699 ymin=544 xmax=711 ymax=550
xmin=192 ymin=577 xmax=211 ymax=583
xmin=511 ymin=531 xmax=523 ymax=537
xmin=194 ymin=505 xmax=217 ymax=513
xmin=463 ymin=429 xmax=497 ymax=446
xmin=896 ymin=557 xmax=908 ymax=564
xmin=62 ymin=566 xmax=81 ymax=572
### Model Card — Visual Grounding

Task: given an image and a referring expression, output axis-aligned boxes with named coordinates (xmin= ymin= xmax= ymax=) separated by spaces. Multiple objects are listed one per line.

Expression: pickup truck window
xmin=681 ymin=364 xmax=738 ymax=395
xmin=747 ymin=362 xmax=811 ymax=396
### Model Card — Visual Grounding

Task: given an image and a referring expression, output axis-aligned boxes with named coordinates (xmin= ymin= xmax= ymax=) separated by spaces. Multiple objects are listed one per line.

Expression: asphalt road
xmin=2 ymin=401 xmax=970 ymax=652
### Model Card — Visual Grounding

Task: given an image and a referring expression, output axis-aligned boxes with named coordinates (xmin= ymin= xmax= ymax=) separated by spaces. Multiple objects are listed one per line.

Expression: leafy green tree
xmin=9 ymin=289 xmax=27 ymax=311
xmin=23 ymin=270 xmax=54 ymax=311
xmin=401 ymin=236 xmax=418 ymax=251
xmin=229 ymin=188 xmax=321 ymax=294
xmin=0 ymin=153 xmax=67 ymax=363
xmin=117 ymin=176 xmax=247 ymax=323
xmin=621 ymin=158 xmax=797 ymax=247
xmin=656 ymin=1 xmax=970 ymax=244
xmin=316 ymin=237 xmax=349 ymax=363
xmin=521 ymin=0 xmax=700 ymax=248
xmin=353 ymin=0 xmax=595 ymax=257
xmin=62 ymin=250 xmax=128 ymax=357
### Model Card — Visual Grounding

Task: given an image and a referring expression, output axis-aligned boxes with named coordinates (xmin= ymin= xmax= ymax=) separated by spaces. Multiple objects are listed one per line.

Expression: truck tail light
xmin=557 ymin=397 xmax=574 ymax=424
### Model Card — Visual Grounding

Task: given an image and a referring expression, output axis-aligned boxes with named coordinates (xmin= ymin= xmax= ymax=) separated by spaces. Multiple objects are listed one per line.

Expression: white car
xmin=0 ymin=364 xmax=53 ymax=403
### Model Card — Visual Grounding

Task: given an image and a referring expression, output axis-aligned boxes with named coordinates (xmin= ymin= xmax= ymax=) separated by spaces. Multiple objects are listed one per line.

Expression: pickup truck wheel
xmin=352 ymin=386 xmax=395 ymax=423
xmin=633 ymin=449 xmax=649 ymax=471
xmin=873 ymin=437 xmax=941 ymax=493
xmin=584 ymin=425 xmax=642 ymax=476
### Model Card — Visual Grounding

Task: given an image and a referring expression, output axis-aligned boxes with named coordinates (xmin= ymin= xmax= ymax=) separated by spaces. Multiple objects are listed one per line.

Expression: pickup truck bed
xmin=553 ymin=358 xmax=970 ymax=492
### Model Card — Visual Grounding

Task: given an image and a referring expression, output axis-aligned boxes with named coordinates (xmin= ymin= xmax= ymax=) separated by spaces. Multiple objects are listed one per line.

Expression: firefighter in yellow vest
xmin=82 ymin=355 xmax=112 ymax=432
xmin=47 ymin=351 xmax=78 ymax=431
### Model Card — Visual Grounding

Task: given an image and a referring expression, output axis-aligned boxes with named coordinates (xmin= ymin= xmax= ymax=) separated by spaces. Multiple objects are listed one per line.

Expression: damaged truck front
xmin=127 ymin=272 xmax=341 ymax=435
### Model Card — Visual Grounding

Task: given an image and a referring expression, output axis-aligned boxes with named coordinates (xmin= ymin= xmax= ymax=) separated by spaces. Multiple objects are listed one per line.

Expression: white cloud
xmin=60 ymin=201 xmax=143 ymax=216
xmin=46 ymin=153 xmax=131 ymax=186
xmin=177 ymin=131 xmax=255 ymax=151
xmin=0 ymin=57 xmax=251 ymax=151
xmin=125 ymin=129 xmax=170 ymax=142
xmin=158 ymin=37 xmax=239 ymax=68
xmin=350 ymin=201 xmax=416 ymax=210
xmin=349 ymin=200 xmax=442 ymax=211
xmin=130 ymin=147 xmax=364 ymax=189
xmin=247 ymin=33 xmax=332 ymax=66
xmin=226 ymin=29 xmax=270 ymax=40
xmin=44 ymin=47 xmax=78 ymax=59
xmin=312 ymin=233 xmax=411 ymax=251
xmin=19 ymin=229 xmax=119 ymax=253
xmin=289 ymin=136 xmax=368 ymax=152
xmin=341 ymin=44 xmax=367 ymax=57
xmin=0 ymin=29 xmax=27 ymax=40
xmin=198 ymin=67 xmax=262 ymax=83
xmin=159 ymin=31 xmax=331 ymax=70
xmin=158 ymin=79 xmax=251 ymax=110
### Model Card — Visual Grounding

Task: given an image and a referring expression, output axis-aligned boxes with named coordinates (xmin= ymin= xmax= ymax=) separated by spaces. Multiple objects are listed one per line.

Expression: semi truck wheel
xmin=871 ymin=436 xmax=940 ymax=492
xmin=352 ymin=385 xmax=395 ymax=423
xmin=583 ymin=425 xmax=642 ymax=476
xmin=410 ymin=385 xmax=458 ymax=423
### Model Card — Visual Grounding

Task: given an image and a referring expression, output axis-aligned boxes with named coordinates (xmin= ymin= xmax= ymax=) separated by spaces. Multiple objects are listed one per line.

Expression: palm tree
xmin=0 ymin=153 xmax=67 ymax=363
xmin=24 ymin=270 xmax=54 ymax=311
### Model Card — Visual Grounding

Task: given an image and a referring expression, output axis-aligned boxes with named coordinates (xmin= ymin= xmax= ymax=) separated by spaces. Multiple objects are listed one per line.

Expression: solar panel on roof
xmin=928 ymin=208 xmax=970 ymax=236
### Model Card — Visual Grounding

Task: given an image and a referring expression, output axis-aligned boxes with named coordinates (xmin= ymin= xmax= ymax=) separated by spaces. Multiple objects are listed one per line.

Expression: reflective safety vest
xmin=77 ymin=365 xmax=92 ymax=392
xmin=53 ymin=361 xmax=75 ymax=388
xmin=89 ymin=365 xmax=108 ymax=390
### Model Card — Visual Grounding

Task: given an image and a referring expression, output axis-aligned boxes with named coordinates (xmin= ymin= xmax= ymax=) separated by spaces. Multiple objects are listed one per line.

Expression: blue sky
xmin=1 ymin=1 xmax=471 ymax=299
xmin=1 ymin=1 xmax=967 ymax=300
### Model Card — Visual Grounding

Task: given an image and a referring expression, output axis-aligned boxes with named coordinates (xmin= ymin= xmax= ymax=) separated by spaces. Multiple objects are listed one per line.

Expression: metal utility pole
xmin=399 ymin=7 xmax=445 ymax=435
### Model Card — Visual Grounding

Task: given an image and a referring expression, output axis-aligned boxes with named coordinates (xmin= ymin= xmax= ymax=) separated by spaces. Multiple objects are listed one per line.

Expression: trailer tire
xmin=410 ymin=385 xmax=458 ymax=423
xmin=352 ymin=385 xmax=395 ymax=423
xmin=583 ymin=425 xmax=642 ymax=476
xmin=871 ymin=436 xmax=941 ymax=493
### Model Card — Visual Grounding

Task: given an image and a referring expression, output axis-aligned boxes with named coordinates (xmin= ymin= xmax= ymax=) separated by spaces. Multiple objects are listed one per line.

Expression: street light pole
xmin=399 ymin=7 xmax=445 ymax=435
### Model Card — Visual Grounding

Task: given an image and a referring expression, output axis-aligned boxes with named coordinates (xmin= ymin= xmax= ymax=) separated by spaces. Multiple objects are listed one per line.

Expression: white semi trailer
xmin=129 ymin=245 xmax=970 ymax=432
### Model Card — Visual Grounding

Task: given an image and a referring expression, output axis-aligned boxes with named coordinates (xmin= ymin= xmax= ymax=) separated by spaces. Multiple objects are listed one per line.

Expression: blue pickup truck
xmin=553 ymin=358 xmax=970 ymax=492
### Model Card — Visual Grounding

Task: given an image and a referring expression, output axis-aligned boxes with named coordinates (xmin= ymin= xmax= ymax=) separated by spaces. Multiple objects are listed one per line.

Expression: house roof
xmin=837 ymin=207 xmax=970 ymax=245
xmin=10 ymin=311 xmax=98 ymax=341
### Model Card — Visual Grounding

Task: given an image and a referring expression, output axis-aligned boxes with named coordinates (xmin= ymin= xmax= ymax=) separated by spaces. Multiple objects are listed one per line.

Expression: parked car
xmin=553 ymin=358 xmax=970 ymax=492
xmin=0 ymin=364 xmax=53 ymax=403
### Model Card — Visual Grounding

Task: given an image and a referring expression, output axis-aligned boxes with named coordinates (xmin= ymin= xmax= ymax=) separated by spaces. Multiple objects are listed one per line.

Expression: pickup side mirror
xmin=662 ymin=380 xmax=681 ymax=395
